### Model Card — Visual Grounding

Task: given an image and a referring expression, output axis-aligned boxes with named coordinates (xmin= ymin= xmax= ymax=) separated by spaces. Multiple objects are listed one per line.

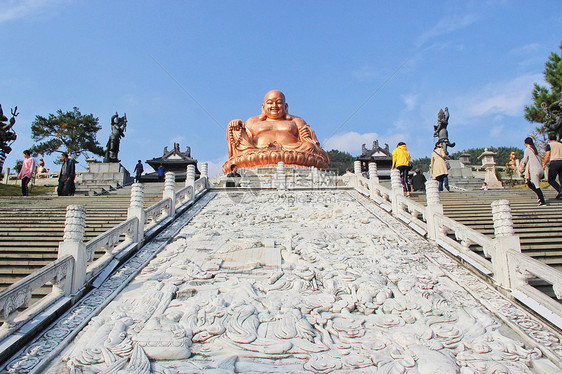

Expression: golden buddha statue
xmin=223 ymin=90 xmax=330 ymax=173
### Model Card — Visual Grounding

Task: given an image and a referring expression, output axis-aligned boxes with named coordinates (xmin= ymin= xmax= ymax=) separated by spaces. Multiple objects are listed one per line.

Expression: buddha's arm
xmin=227 ymin=119 xmax=255 ymax=157
xmin=294 ymin=117 xmax=320 ymax=144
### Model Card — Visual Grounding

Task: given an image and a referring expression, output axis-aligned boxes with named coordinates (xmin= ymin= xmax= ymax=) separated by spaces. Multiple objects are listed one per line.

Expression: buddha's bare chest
xmin=247 ymin=121 xmax=298 ymax=136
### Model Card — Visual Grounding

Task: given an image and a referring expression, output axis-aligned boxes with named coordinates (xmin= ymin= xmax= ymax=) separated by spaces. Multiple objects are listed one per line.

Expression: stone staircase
xmin=409 ymin=188 xmax=562 ymax=271
xmin=0 ymin=183 xmax=168 ymax=298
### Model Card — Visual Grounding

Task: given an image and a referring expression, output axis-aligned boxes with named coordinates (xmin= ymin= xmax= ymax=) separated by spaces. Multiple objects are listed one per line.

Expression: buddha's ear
xmin=259 ymin=104 xmax=267 ymax=120
xmin=284 ymin=104 xmax=291 ymax=120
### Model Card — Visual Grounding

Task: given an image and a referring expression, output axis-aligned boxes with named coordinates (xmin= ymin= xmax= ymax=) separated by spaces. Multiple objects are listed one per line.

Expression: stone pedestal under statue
xmin=79 ymin=158 xmax=133 ymax=195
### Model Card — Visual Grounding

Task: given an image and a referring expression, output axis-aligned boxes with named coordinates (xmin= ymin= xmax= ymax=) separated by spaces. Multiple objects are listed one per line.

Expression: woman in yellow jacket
xmin=392 ymin=142 xmax=412 ymax=197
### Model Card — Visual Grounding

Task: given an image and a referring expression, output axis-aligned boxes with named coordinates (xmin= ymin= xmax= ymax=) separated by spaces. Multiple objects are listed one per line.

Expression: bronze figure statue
xmin=434 ymin=107 xmax=455 ymax=155
xmin=104 ymin=112 xmax=127 ymax=163
xmin=223 ymin=90 xmax=329 ymax=173
xmin=0 ymin=104 xmax=18 ymax=154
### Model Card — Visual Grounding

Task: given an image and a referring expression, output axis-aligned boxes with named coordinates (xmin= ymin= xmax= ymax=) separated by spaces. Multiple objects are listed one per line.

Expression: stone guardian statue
xmin=434 ymin=107 xmax=455 ymax=155
xmin=0 ymin=104 xmax=18 ymax=154
xmin=104 ymin=112 xmax=127 ymax=163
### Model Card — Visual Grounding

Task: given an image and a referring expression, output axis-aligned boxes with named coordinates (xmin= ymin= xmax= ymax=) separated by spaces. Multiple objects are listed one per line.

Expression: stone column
xmin=185 ymin=164 xmax=195 ymax=190
xmin=2 ymin=168 xmax=9 ymax=184
xmin=354 ymin=160 xmax=361 ymax=175
xmin=277 ymin=162 xmax=286 ymax=190
xmin=390 ymin=168 xmax=403 ymax=215
xmin=57 ymin=205 xmax=88 ymax=294
xmin=163 ymin=172 xmax=176 ymax=217
xmin=127 ymin=183 xmax=145 ymax=243
xmin=368 ymin=162 xmax=379 ymax=200
xmin=491 ymin=199 xmax=521 ymax=288
xmin=425 ymin=179 xmax=443 ymax=241
xmin=200 ymin=162 xmax=209 ymax=188
xmin=311 ymin=166 xmax=318 ymax=189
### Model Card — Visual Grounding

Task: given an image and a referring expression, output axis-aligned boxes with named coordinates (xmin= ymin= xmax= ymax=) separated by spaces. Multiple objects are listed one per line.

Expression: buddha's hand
xmin=228 ymin=119 xmax=244 ymax=131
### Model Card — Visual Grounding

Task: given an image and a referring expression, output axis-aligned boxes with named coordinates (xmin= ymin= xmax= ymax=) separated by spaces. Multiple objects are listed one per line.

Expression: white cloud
xmin=416 ymin=14 xmax=478 ymax=47
xmin=322 ymin=132 xmax=409 ymax=155
xmin=511 ymin=43 xmax=541 ymax=55
xmin=461 ymin=73 xmax=542 ymax=119
xmin=489 ymin=124 xmax=504 ymax=138
xmin=0 ymin=0 xmax=68 ymax=23
xmin=353 ymin=65 xmax=380 ymax=82
xmin=203 ymin=155 xmax=228 ymax=177
xmin=322 ymin=132 xmax=380 ymax=154
xmin=401 ymin=94 xmax=417 ymax=111
xmin=170 ymin=135 xmax=185 ymax=144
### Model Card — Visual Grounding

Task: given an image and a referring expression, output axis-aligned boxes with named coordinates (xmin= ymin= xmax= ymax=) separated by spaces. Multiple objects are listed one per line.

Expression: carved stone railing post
xmin=185 ymin=164 xmax=195 ymax=190
xmin=368 ymin=162 xmax=379 ymax=200
xmin=491 ymin=200 xmax=521 ymax=288
xmin=277 ymin=162 xmax=286 ymax=190
xmin=200 ymin=162 xmax=209 ymax=188
xmin=311 ymin=166 xmax=319 ymax=189
xmin=353 ymin=160 xmax=361 ymax=175
xmin=390 ymin=168 xmax=403 ymax=215
xmin=425 ymin=179 xmax=443 ymax=241
xmin=127 ymin=183 xmax=145 ymax=243
xmin=57 ymin=205 xmax=87 ymax=294
xmin=353 ymin=161 xmax=362 ymax=188
xmin=163 ymin=172 xmax=176 ymax=216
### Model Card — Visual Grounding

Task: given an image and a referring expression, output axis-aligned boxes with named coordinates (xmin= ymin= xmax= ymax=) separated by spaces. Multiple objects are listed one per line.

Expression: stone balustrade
xmin=0 ymin=171 xmax=209 ymax=338
xmin=347 ymin=162 xmax=562 ymax=328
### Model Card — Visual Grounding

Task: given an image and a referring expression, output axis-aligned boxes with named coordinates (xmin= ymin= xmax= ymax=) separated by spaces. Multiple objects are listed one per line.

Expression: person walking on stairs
xmin=57 ymin=152 xmax=76 ymax=196
xmin=17 ymin=150 xmax=35 ymax=196
xmin=392 ymin=142 xmax=412 ymax=197
xmin=521 ymin=137 xmax=546 ymax=206
xmin=430 ymin=141 xmax=450 ymax=192
xmin=543 ymin=132 xmax=562 ymax=199
xmin=134 ymin=160 xmax=144 ymax=183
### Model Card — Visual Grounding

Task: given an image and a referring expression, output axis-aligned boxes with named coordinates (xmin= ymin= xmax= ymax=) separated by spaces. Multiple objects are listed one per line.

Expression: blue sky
xmin=1 ymin=0 xmax=561 ymax=176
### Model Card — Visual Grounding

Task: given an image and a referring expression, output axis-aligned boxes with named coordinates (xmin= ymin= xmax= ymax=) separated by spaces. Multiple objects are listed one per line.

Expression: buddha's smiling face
xmin=262 ymin=90 xmax=287 ymax=120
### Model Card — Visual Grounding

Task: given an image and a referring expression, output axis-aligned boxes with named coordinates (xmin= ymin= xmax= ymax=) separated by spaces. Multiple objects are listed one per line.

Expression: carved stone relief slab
xmin=6 ymin=190 xmax=561 ymax=373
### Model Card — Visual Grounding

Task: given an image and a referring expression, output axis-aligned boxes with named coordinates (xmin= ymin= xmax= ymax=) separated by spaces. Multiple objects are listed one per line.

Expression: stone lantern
xmin=459 ymin=153 xmax=471 ymax=166
xmin=478 ymin=148 xmax=502 ymax=188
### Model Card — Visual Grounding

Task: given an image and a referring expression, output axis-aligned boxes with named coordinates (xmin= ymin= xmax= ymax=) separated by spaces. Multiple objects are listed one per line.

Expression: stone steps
xmin=0 ymin=185 xmax=168 ymax=293
xmin=407 ymin=188 xmax=562 ymax=270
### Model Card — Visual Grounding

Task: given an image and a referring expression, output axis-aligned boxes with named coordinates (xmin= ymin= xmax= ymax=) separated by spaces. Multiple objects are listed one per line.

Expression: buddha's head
xmin=260 ymin=90 xmax=291 ymax=120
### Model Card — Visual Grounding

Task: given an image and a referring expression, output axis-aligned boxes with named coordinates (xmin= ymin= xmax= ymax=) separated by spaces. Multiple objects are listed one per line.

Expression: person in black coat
xmin=57 ymin=152 xmax=76 ymax=196
xmin=411 ymin=169 xmax=427 ymax=191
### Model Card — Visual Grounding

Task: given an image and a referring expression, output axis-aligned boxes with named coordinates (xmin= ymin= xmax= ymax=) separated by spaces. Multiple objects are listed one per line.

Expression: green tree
xmin=450 ymin=147 xmax=523 ymax=166
xmin=327 ymin=149 xmax=354 ymax=175
xmin=410 ymin=157 xmax=430 ymax=172
xmin=524 ymin=41 xmax=562 ymax=134
xmin=30 ymin=107 xmax=104 ymax=161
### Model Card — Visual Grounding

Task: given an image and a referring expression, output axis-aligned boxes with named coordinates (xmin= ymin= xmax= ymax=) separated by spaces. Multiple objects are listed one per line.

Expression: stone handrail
xmin=0 ymin=255 xmax=74 ymax=330
xmin=194 ymin=176 xmax=207 ymax=194
xmin=508 ymin=249 xmax=562 ymax=326
xmin=0 ymin=164 xmax=210 ymax=344
xmin=144 ymin=197 xmax=172 ymax=231
xmin=85 ymin=217 xmax=139 ymax=279
xmin=394 ymin=194 xmax=428 ymax=232
xmin=432 ymin=212 xmax=494 ymax=274
xmin=348 ymin=163 xmax=562 ymax=328
xmin=175 ymin=185 xmax=193 ymax=207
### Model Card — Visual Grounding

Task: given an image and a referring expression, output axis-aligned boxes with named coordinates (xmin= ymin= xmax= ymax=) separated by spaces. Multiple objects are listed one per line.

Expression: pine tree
xmin=524 ymin=41 xmax=562 ymax=133
xmin=327 ymin=149 xmax=354 ymax=175
xmin=30 ymin=107 xmax=104 ymax=161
